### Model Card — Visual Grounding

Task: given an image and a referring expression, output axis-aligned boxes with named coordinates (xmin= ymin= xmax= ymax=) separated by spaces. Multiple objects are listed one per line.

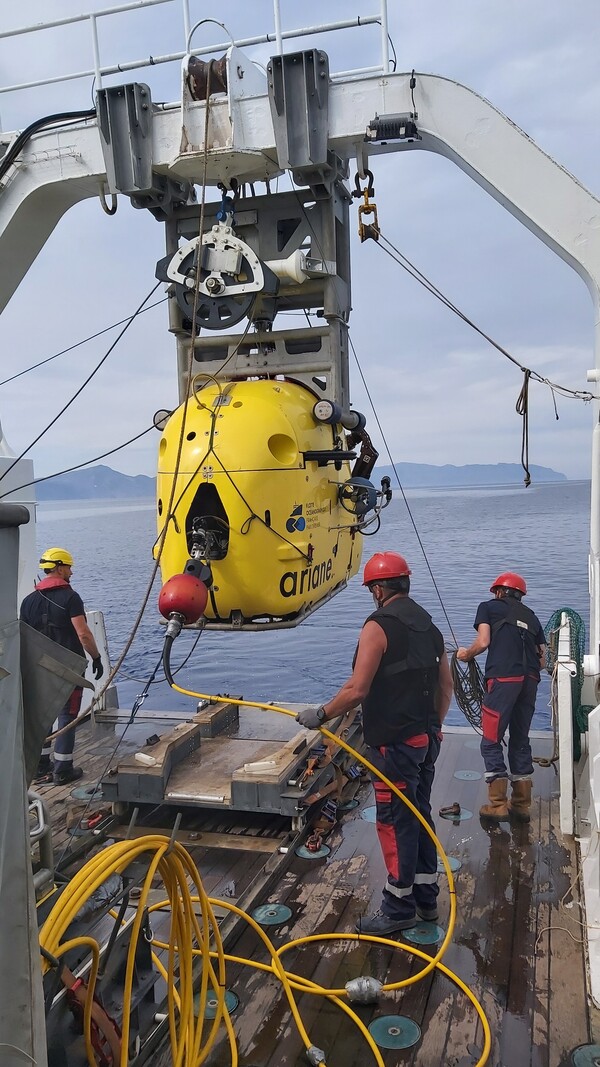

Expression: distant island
xmin=36 ymin=464 xmax=155 ymax=500
xmin=34 ymin=460 xmax=567 ymax=500
xmin=371 ymin=462 xmax=566 ymax=488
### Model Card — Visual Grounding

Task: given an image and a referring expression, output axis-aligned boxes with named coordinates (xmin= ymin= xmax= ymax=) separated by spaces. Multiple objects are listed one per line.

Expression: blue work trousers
xmin=41 ymin=686 xmax=83 ymax=768
xmin=367 ymin=732 xmax=441 ymax=922
xmin=480 ymin=675 xmax=538 ymax=782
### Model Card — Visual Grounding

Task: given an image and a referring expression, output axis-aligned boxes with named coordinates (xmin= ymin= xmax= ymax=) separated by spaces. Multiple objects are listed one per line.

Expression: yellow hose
xmin=167 ymin=682 xmax=491 ymax=1062
xmin=40 ymin=837 xmax=229 ymax=1067
xmin=38 ymin=685 xmax=491 ymax=1065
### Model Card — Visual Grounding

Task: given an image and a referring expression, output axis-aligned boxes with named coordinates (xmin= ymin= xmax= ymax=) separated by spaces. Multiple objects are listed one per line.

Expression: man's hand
xmin=296 ymin=706 xmax=325 ymax=730
xmin=456 ymin=647 xmax=470 ymax=663
xmin=92 ymin=656 xmax=104 ymax=680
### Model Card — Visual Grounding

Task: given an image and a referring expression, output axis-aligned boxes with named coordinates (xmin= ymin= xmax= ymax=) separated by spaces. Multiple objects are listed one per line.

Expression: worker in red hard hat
xmin=457 ymin=571 xmax=546 ymax=823
xmin=296 ymin=550 xmax=453 ymax=937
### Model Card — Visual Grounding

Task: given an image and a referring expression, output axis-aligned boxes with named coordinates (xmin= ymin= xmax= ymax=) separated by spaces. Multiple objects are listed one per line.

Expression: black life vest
xmin=376 ymin=597 xmax=441 ymax=676
xmin=491 ymin=598 xmax=540 ymax=670
xmin=361 ymin=596 xmax=443 ymax=747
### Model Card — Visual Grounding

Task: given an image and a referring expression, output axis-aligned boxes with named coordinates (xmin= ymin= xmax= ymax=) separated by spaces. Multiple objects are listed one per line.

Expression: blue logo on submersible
xmin=286 ymin=504 xmax=306 ymax=533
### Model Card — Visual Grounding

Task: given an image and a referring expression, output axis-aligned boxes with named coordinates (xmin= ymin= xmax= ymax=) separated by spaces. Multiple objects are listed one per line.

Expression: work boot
xmin=355 ymin=910 xmax=416 ymax=936
xmin=33 ymin=759 xmax=53 ymax=784
xmin=53 ymin=765 xmax=83 ymax=786
xmin=509 ymin=779 xmax=532 ymax=822
xmin=415 ymin=905 xmax=439 ymax=922
xmin=479 ymin=777 xmax=509 ymax=820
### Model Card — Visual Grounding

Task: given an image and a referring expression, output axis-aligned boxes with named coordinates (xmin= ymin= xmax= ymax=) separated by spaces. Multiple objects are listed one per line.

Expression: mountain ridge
xmin=371 ymin=461 xmax=567 ymax=488
xmin=33 ymin=461 xmax=568 ymax=500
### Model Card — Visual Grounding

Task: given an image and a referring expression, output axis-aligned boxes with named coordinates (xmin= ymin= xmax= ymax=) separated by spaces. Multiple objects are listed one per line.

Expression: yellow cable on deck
xmin=39 ymin=836 xmax=231 ymax=1067
xmin=167 ymin=681 xmax=491 ymax=1064
xmin=39 ymin=685 xmax=491 ymax=1066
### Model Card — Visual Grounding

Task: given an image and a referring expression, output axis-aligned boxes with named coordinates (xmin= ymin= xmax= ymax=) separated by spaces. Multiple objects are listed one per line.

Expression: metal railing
xmin=0 ymin=0 xmax=390 ymax=98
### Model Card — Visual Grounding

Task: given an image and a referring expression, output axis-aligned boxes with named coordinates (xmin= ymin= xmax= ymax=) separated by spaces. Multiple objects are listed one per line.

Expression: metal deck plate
xmin=251 ymin=903 xmax=292 ymax=926
xmin=403 ymin=922 xmax=444 ymax=945
xmin=295 ymin=843 xmax=331 ymax=859
xmin=454 ymin=770 xmax=482 ymax=780
xmin=437 ymin=855 xmax=462 ymax=873
xmin=70 ymin=785 xmax=104 ymax=801
xmin=368 ymin=1015 xmax=421 ymax=1049
xmin=572 ymin=1046 xmax=600 ymax=1066
xmin=194 ymin=990 xmax=239 ymax=1019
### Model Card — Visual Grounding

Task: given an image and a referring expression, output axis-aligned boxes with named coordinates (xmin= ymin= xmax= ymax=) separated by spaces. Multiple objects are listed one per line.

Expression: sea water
xmin=34 ymin=480 xmax=590 ymax=729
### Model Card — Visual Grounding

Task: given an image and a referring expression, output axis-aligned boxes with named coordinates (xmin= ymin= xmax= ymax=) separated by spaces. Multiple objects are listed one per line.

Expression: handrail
xmin=0 ymin=4 xmax=387 ymax=99
xmin=0 ymin=0 xmax=173 ymax=39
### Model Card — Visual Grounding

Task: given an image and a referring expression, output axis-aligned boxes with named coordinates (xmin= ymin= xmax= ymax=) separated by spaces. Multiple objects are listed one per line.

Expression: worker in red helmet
xmin=296 ymin=550 xmax=453 ymax=937
xmin=457 ymin=571 xmax=546 ymax=822
xmin=20 ymin=548 xmax=104 ymax=786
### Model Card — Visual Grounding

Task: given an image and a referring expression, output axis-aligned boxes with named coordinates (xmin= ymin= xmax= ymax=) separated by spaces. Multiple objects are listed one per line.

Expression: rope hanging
xmin=516 ymin=369 xmax=531 ymax=487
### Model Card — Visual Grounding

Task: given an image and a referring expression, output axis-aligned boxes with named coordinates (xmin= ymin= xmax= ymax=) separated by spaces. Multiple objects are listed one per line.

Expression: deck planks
xmin=38 ymin=722 xmax=591 ymax=1065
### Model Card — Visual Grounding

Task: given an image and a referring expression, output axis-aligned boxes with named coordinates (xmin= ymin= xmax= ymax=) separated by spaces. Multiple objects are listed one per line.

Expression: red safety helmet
xmin=490 ymin=571 xmax=527 ymax=596
xmin=363 ymin=551 xmax=411 ymax=586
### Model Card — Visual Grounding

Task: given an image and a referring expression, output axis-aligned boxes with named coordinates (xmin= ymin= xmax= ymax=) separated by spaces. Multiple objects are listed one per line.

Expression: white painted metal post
xmin=557 ymin=612 xmax=576 ymax=835
xmin=85 ymin=609 xmax=119 ymax=716
xmin=90 ymin=15 xmax=103 ymax=89
xmin=379 ymin=0 xmax=390 ymax=73
xmin=581 ymin=700 xmax=600 ymax=1006
xmin=181 ymin=0 xmax=191 ymax=46
xmin=586 ymin=304 xmax=600 ymax=682
xmin=273 ymin=0 xmax=283 ymax=55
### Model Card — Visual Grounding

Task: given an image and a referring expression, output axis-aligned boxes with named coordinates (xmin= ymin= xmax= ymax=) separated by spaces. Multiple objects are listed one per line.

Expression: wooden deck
xmin=35 ymin=723 xmax=591 ymax=1066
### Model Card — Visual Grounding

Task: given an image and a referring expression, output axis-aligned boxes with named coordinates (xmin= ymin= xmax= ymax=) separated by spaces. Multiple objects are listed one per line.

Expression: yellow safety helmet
xmin=39 ymin=547 xmax=74 ymax=571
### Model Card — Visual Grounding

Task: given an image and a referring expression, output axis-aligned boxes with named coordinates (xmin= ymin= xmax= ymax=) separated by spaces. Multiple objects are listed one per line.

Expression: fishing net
xmin=544 ymin=608 xmax=593 ymax=760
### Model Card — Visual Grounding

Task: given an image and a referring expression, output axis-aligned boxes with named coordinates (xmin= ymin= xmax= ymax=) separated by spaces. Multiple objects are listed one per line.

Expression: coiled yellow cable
xmin=39 ymin=686 xmax=491 ymax=1065
xmin=39 ymin=837 xmax=231 ymax=1067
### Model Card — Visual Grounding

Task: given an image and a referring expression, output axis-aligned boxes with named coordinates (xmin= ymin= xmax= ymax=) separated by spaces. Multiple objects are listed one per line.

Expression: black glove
xmin=92 ymin=656 xmax=104 ymax=681
xmin=296 ymin=705 xmax=326 ymax=730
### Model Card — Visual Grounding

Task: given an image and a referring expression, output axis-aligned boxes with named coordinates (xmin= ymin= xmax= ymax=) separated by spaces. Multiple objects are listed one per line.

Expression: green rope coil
xmin=544 ymin=608 xmax=593 ymax=760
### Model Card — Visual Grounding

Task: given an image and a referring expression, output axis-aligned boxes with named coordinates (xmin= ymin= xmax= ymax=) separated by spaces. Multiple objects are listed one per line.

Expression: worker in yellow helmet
xmin=20 ymin=547 xmax=104 ymax=786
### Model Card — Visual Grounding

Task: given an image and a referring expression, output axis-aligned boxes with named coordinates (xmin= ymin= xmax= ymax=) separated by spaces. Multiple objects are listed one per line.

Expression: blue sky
xmin=0 ymin=0 xmax=599 ymax=481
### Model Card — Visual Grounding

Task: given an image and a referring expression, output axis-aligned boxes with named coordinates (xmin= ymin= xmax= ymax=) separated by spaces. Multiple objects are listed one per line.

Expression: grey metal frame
xmin=164 ymin=183 xmax=352 ymax=407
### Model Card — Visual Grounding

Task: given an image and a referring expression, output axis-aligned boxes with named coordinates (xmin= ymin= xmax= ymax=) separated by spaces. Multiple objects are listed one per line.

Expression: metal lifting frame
xmin=164 ymin=185 xmax=352 ymax=408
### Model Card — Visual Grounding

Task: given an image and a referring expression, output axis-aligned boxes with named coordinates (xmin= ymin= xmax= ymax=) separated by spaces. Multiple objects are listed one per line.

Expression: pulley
xmin=155 ymin=219 xmax=274 ymax=330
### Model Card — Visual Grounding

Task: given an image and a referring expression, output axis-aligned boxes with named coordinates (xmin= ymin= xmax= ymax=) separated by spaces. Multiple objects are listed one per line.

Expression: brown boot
xmin=479 ymin=777 xmax=509 ymax=820
xmin=509 ymin=779 xmax=532 ymax=822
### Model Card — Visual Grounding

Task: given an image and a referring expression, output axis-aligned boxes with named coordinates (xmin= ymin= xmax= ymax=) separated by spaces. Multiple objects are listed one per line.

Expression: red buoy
xmin=158 ymin=573 xmax=208 ymax=624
